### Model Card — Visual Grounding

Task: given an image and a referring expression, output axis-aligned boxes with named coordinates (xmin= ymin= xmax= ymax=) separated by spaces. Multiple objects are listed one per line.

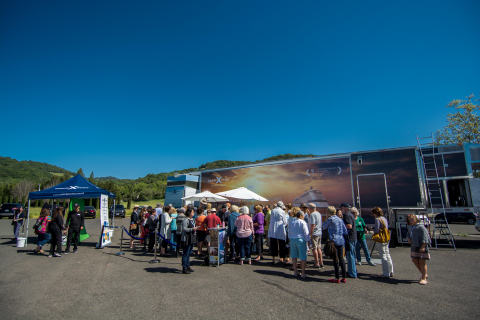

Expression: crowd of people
xmin=24 ymin=199 xmax=431 ymax=285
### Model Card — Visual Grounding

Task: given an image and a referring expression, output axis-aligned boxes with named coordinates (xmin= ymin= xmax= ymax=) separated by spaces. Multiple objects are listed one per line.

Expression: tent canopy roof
xmin=29 ymin=174 xmax=116 ymax=200
xmin=216 ymin=187 xmax=268 ymax=201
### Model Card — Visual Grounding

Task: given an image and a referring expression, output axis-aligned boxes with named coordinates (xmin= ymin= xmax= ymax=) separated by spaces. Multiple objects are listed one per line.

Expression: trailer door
xmin=356 ymin=173 xmax=390 ymax=224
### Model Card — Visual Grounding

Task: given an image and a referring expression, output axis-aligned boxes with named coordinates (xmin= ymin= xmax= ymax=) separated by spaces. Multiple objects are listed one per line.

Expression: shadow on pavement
xmin=358 ymin=274 xmax=417 ymax=285
xmin=144 ymin=266 xmax=180 ymax=273
xmin=261 ymin=279 xmax=361 ymax=320
xmin=254 ymin=269 xmax=328 ymax=283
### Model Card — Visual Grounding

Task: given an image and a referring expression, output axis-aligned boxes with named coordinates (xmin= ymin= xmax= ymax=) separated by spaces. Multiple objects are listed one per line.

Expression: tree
xmin=437 ymin=94 xmax=480 ymax=145
xmin=12 ymin=180 xmax=34 ymax=205
xmin=76 ymin=168 xmax=85 ymax=177
xmin=89 ymin=171 xmax=95 ymax=182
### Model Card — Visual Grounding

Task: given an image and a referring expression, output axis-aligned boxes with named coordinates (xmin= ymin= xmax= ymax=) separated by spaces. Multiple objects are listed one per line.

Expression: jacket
xmin=227 ymin=211 xmax=240 ymax=236
xmin=66 ymin=210 xmax=85 ymax=230
xmin=268 ymin=207 xmax=287 ymax=240
xmin=181 ymin=218 xmax=195 ymax=245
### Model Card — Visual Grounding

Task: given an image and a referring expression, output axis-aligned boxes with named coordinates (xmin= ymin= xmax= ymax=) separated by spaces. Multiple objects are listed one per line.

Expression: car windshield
xmin=85 ymin=206 xmax=94 ymax=210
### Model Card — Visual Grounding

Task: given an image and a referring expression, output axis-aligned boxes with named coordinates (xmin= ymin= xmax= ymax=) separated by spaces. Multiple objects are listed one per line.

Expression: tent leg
xmin=25 ymin=200 xmax=31 ymax=246
xmin=112 ymin=199 xmax=116 ymax=228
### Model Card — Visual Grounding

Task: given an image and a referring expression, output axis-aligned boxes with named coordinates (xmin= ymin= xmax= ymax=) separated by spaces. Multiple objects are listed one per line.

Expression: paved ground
xmin=0 ymin=218 xmax=479 ymax=320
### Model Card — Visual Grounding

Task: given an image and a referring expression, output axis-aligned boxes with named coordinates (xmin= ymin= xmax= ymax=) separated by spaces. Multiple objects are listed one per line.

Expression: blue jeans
xmin=182 ymin=244 xmax=193 ymax=268
xmin=238 ymin=235 xmax=252 ymax=261
xmin=346 ymin=240 xmax=357 ymax=278
xmin=355 ymin=237 xmax=371 ymax=263
xmin=14 ymin=222 xmax=23 ymax=239
xmin=37 ymin=232 xmax=51 ymax=247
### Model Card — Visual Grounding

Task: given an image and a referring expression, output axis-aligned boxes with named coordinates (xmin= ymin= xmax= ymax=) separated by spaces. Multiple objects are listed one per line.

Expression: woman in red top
xmin=195 ymin=209 xmax=208 ymax=256
xmin=235 ymin=206 xmax=254 ymax=265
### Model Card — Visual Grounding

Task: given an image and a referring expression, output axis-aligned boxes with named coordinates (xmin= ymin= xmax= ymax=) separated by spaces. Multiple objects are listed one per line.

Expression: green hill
xmin=0 ymin=156 xmax=73 ymax=185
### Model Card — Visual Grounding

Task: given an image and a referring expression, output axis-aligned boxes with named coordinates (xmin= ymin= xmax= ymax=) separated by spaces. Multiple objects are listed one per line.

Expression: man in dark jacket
xmin=65 ymin=203 xmax=85 ymax=254
xmin=146 ymin=209 xmax=159 ymax=253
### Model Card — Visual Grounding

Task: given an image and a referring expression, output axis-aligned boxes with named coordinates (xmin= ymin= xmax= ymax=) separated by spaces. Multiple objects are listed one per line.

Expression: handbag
xmin=324 ymin=240 xmax=337 ymax=258
xmin=343 ymin=234 xmax=351 ymax=251
xmin=372 ymin=218 xmax=390 ymax=243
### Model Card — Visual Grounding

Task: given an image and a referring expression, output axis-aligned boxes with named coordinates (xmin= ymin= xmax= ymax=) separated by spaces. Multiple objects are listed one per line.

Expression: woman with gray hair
xmin=287 ymin=207 xmax=310 ymax=280
xmin=352 ymin=207 xmax=375 ymax=266
xmin=234 ymin=206 xmax=254 ymax=265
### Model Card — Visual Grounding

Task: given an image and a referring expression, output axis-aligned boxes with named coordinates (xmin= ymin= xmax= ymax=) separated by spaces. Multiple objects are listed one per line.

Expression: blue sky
xmin=1 ymin=0 xmax=479 ymax=179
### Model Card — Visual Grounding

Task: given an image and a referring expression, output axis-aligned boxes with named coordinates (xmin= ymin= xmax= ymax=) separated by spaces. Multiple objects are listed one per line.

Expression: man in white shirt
xmin=306 ymin=203 xmax=324 ymax=268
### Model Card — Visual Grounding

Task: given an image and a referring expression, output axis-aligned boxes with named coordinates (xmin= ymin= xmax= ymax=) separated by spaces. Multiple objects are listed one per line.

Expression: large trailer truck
xmin=196 ymin=143 xmax=480 ymax=245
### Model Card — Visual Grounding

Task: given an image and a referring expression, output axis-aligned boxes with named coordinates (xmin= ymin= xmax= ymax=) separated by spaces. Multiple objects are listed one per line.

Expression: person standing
xmin=34 ymin=208 xmax=51 ymax=254
xmin=252 ymin=205 xmax=265 ymax=261
xmin=146 ymin=209 xmax=159 ymax=253
xmin=48 ymin=207 xmax=66 ymax=258
xmin=325 ymin=206 xmax=348 ymax=283
xmin=407 ymin=214 xmax=430 ymax=285
xmin=195 ymin=209 xmax=208 ymax=256
xmin=352 ymin=207 xmax=375 ymax=266
xmin=306 ymin=203 xmax=324 ymax=269
xmin=341 ymin=203 xmax=357 ymax=278
xmin=181 ymin=208 xmax=198 ymax=274
xmin=227 ymin=205 xmax=240 ymax=262
xmin=159 ymin=207 xmax=172 ymax=255
xmin=235 ymin=206 xmax=254 ymax=265
xmin=65 ymin=203 xmax=85 ymax=254
xmin=174 ymin=208 xmax=186 ymax=257
xmin=12 ymin=206 xmax=25 ymax=241
xmin=129 ymin=205 xmax=140 ymax=249
xmin=288 ymin=208 xmax=310 ymax=280
xmin=268 ymin=201 xmax=288 ymax=264
xmin=372 ymin=207 xmax=394 ymax=278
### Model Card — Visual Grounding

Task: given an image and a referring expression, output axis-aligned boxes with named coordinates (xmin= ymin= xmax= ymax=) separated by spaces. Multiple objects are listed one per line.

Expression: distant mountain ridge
xmin=0 ymin=153 xmax=315 ymax=185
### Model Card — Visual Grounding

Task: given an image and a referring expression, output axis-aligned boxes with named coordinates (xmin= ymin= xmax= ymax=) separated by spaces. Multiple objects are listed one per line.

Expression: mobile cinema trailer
xmin=197 ymin=143 xmax=480 ymax=246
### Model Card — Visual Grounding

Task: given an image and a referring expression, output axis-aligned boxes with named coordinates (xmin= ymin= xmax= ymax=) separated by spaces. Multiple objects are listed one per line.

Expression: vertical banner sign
xmin=218 ymin=229 xmax=225 ymax=264
xmin=98 ymin=194 xmax=113 ymax=248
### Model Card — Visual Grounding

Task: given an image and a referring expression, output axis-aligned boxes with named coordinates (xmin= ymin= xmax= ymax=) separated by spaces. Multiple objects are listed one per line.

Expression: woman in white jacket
xmin=160 ymin=207 xmax=172 ymax=255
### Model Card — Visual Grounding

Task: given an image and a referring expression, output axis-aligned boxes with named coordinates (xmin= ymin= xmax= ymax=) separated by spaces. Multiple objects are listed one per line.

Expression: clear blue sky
xmin=1 ymin=0 xmax=479 ymax=179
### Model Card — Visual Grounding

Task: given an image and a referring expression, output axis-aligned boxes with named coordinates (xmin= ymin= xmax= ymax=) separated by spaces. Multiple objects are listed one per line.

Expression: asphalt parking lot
xmin=0 ymin=218 xmax=479 ymax=320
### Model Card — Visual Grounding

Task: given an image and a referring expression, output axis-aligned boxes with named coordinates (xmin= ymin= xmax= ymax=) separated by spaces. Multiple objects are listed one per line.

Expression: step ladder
xmin=416 ymin=134 xmax=456 ymax=250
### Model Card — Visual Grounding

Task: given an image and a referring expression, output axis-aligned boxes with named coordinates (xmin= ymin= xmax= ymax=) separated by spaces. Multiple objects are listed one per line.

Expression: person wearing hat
xmin=305 ymin=203 xmax=324 ymax=269
xmin=268 ymin=201 xmax=288 ymax=264
xmin=65 ymin=203 xmax=85 ymax=254
xmin=340 ymin=203 xmax=357 ymax=278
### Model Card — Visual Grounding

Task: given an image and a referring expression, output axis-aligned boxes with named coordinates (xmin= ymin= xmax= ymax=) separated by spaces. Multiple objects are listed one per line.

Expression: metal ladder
xmin=416 ymin=134 xmax=456 ymax=250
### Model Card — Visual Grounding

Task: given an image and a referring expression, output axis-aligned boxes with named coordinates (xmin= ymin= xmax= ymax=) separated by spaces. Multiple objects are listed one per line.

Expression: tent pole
xmin=25 ymin=199 xmax=31 ymax=246
xmin=112 ymin=198 xmax=115 ymax=227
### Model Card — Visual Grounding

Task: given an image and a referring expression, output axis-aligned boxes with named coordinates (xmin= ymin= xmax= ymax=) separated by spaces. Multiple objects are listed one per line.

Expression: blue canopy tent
xmin=27 ymin=175 xmax=116 ymax=248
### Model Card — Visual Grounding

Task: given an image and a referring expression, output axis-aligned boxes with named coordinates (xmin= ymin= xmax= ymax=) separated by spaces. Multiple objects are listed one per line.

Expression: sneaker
xmin=340 ymin=278 xmax=347 ymax=283
xmin=47 ymin=254 xmax=53 ymax=258
xmin=182 ymin=268 xmax=189 ymax=274
xmin=73 ymin=249 xmax=78 ymax=254
xmin=187 ymin=267 xmax=194 ymax=273
xmin=356 ymin=261 xmax=362 ymax=265
xmin=328 ymin=278 xmax=340 ymax=283
xmin=319 ymin=264 xmax=325 ymax=269
xmin=367 ymin=261 xmax=376 ymax=266
xmin=64 ymin=250 xmax=70 ymax=255
xmin=53 ymin=253 xmax=62 ymax=257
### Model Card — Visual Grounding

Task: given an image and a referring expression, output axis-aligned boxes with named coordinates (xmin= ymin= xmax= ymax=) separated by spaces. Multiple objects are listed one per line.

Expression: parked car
xmin=84 ymin=206 xmax=96 ymax=219
xmin=435 ymin=211 xmax=478 ymax=225
xmin=109 ymin=204 xmax=126 ymax=218
xmin=475 ymin=217 xmax=480 ymax=232
xmin=0 ymin=203 xmax=23 ymax=219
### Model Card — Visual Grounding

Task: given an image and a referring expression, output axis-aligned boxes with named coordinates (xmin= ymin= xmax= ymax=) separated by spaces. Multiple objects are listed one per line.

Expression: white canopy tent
xmin=216 ymin=187 xmax=268 ymax=202
xmin=182 ymin=190 xmax=228 ymax=202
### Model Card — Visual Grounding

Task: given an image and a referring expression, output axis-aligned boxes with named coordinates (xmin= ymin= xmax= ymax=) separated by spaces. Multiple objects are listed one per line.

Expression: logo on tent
xmin=55 ymin=186 xmax=89 ymax=190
